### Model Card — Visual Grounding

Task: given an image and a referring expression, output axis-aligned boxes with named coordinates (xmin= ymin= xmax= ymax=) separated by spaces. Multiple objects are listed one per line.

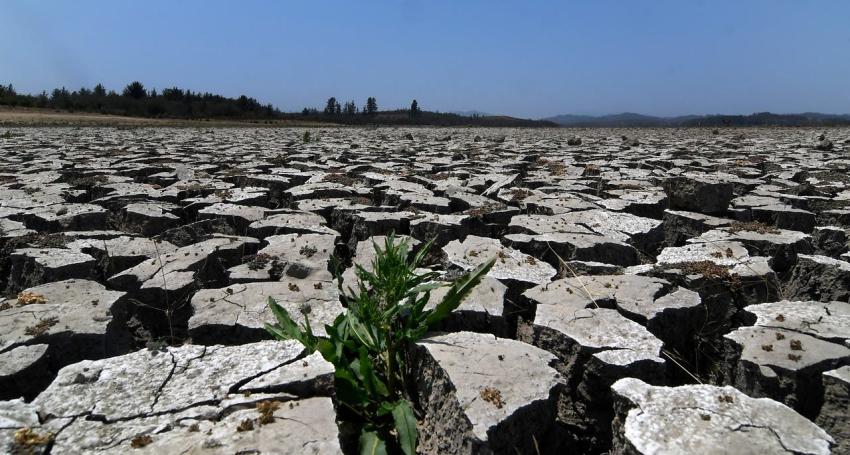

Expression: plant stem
xmin=385 ymin=335 xmax=396 ymax=396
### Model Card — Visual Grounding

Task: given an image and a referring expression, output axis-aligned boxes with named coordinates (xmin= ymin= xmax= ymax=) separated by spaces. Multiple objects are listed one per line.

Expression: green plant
xmin=303 ymin=130 xmax=311 ymax=143
xmin=266 ymin=234 xmax=495 ymax=454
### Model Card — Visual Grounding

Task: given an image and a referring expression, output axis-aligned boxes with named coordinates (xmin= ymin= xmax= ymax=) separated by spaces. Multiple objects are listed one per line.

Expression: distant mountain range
xmin=543 ymin=112 xmax=850 ymax=127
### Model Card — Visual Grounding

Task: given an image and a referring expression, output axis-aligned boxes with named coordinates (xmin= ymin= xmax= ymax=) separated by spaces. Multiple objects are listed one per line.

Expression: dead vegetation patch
xmin=257 ymin=400 xmax=280 ymax=425
xmin=583 ymin=164 xmax=601 ymax=176
xmin=25 ymin=317 xmax=59 ymax=336
xmin=245 ymin=253 xmax=274 ymax=271
xmin=728 ymin=221 xmax=780 ymax=235
xmin=536 ymin=158 xmax=567 ymax=175
xmin=0 ymin=233 xmax=70 ymax=257
xmin=214 ymin=189 xmax=234 ymax=200
xmin=299 ymin=244 xmax=318 ymax=258
xmin=671 ymin=261 xmax=742 ymax=288
xmin=429 ymin=172 xmax=452 ymax=180
xmin=130 ymin=434 xmax=153 ymax=448
xmin=465 ymin=203 xmax=505 ymax=218
xmin=68 ymin=174 xmax=108 ymax=189
xmin=480 ymin=387 xmax=504 ymax=408
xmin=14 ymin=427 xmax=54 ymax=448
xmin=17 ymin=291 xmax=47 ymax=306
xmin=322 ymin=173 xmax=356 ymax=186
xmin=509 ymin=188 xmax=532 ymax=202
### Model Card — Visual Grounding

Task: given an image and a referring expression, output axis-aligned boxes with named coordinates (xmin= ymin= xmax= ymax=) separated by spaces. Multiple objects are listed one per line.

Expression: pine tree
xmin=365 ymin=97 xmax=378 ymax=115
xmin=122 ymin=81 xmax=147 ymax=99
xmin=324 ymin=97 xmax=337 ymax=115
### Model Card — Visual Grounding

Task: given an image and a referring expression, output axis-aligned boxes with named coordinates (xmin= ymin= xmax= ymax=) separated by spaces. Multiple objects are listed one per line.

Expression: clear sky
xmin=1 ymin=0 xmax=849 ymax=118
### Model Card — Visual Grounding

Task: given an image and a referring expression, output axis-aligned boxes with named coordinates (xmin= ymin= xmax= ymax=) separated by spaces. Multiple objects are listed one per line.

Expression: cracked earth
xmin=0 ymin=127 xmax=848 ymax=454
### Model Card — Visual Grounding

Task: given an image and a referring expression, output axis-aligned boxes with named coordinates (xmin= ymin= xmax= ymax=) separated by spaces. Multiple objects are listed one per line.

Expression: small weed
xmin=789 ymin=339 xmax=803 ymax=351
xmin=257 ymin=400 xmax=280 ymax=425
xmin=246 ymin=253 xmax=273 ymax=271
xmin=788 ymin=353 xmax=802 ymax=362
xmin=266 ymin=233 xmax=494 ymax=454
xmin=288 ymin=282 xmax=300 ymax=292
xmin=236 ymin=418 xmax=254 ymax=432
xmin=299 ymin=244 xmax=318 ymax=258
xmin=269 ymin=259 xmax=286 ymax=280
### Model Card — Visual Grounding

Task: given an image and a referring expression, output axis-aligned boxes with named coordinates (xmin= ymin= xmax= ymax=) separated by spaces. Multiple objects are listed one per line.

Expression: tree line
xmin=0 ymin=82 xmax=555 ymax=127
xmin=310 ymin=97 xmax=420 ymax=120
xmin=0 ymin=82 xmax=279 ymax=119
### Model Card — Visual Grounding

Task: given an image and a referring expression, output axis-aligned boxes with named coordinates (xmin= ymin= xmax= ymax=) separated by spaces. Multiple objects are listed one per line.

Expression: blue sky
xmin=1 ymin=0 xmax=849 ymax=118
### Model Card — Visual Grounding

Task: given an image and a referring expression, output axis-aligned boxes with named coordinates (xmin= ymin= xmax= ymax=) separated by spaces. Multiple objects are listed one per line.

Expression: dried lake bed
xmin=0 ymin=126 xmax=848 ymax=454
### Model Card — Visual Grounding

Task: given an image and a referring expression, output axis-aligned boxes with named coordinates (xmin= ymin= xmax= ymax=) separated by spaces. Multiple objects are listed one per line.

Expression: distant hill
xmin=544 ymin=112 xmax=850 ymax=127
xmin=0 ymin=82 xmax=554 ymax=127
xmin=449 ymin=110 xmax=492 ymax=117
xmin=297 ymin=109 xmax=556 ymax=127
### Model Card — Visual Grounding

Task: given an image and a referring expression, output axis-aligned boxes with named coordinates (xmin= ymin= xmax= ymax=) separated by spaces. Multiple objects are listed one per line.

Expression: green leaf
xmin=376 ymin=401 xmax=396 ymax=417
xmin=358 ymin=348 xmax=376 ymax=395
xmin=359 ymin=430 xmax=388 ymax=455
xmin=408 ymin=281 xmax=444 ymax=295
xmin=263 ymin=322 xmax=290 ymax=341
xmin=335 ymin=368 xmax=369 ymax=408
xmin=315 ymin=339 xmax=338 ymax=364
xmin=266 ymin=297 xmax=306 ymax=344
xmin=425 ymin=257 xmax=496 ymax=326
xmin=392 ymin=400 xmax=418 ymax=455
xmin=411 ymin=237 xmax=435 ymax=268
xmin=348 ymin=312 xmax=378 ymax=350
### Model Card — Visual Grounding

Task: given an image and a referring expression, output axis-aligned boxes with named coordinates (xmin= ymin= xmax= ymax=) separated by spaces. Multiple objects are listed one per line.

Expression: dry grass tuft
xmin=257 ymin=400 xmax=280 ymax=425
xmin=24 ymin=317 xmax=59 ymax=336
xmin=480 ymin=387 xmax=504 ymax=409
xmin=14 ymin=428 xmax=54 ymax=447
xmin=17 ymin=291 xmax=47 ymax=306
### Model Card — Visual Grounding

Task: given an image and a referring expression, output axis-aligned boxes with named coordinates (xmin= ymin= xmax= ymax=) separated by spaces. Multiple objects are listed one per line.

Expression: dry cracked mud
xmin=1 ymin=126 xmax=849 ymax=454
